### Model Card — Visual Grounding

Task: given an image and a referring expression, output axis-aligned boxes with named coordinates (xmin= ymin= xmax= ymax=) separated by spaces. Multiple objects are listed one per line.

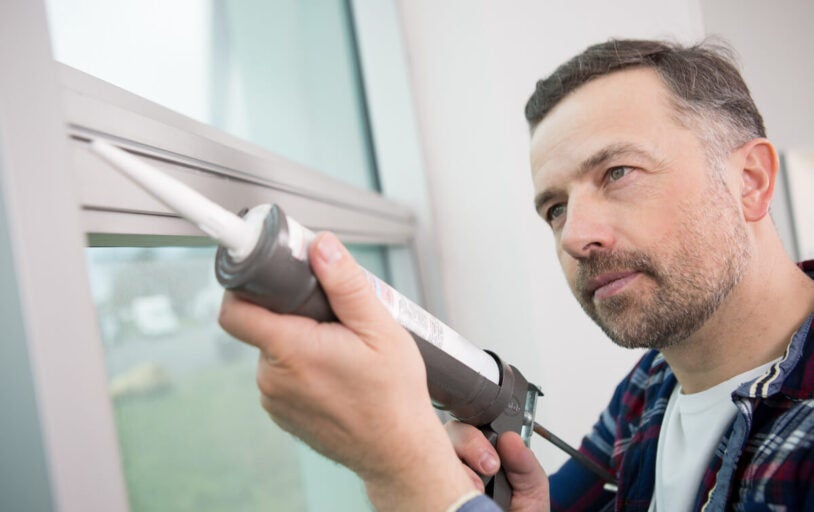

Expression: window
xmin=0 ymin=1 xmax=434 ymax=510
xmin=87 ymin=245 xmax=389 ymax=511
xmin=46 ymin=0 xmax=379 ymax=190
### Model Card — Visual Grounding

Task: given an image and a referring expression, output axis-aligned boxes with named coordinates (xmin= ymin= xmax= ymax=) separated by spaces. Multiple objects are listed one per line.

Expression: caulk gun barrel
xmin=90 ymin=139 xmax=503 ymax=409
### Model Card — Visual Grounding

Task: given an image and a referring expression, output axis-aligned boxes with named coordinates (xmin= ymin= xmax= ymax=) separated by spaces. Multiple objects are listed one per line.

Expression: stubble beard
xmin=575 ymin=173 xmax=751 ymax=350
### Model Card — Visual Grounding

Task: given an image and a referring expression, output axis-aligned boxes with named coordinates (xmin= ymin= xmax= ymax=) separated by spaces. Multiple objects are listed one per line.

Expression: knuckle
xmin=255 ymin=363 xmax=281 ymax=399
xmin=217 ymin=300 xmax=233 ymax=331
xmin=259 ymin=396 xmax=286 ymax=430
xmin=256 ymin=373 xmax=274 ymax=398
xmin=331 ymin=265 xmax=370 ymax=299
xmin=258 ymin=394 xmax=272 ymax=413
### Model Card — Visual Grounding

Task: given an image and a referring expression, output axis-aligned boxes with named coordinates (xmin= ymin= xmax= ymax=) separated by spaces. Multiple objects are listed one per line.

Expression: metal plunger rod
xmin=533 ymin=422 xmax=618 ymax=487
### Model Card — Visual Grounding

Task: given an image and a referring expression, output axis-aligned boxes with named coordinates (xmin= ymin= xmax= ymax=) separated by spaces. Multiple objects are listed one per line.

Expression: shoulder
xmin=582 ymin=350 xmax=675 ymax=455
xmin=610 ymin=350 xmax=674 ymax=412
xmin=733 ymin=399 xmax=814 ymax=507
xmin=776 ymin=312 xmax=814 ymax=399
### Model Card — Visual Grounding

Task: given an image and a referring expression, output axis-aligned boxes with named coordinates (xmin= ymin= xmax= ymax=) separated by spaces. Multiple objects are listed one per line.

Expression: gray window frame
xmin=0 ymin=1 xmax=440 ymax=510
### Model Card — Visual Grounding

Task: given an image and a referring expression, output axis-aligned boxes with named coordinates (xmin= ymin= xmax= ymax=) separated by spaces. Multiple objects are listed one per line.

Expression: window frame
xmin=62 ymin=63 xmax=416 ymax=246
xmin=0 ymin=1 xmax=441 ymax=510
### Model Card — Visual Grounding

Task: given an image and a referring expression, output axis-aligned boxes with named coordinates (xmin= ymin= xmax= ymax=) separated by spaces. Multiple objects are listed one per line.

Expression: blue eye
xmin=607 ymin=166 xmax=632 ymax=182
xmin=546 ymin=203 xmax=566 ymax=222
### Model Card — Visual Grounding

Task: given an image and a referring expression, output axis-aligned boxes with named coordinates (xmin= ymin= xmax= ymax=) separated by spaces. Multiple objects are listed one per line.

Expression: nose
xmin=559 ymin=195 xmax=616 ymax=260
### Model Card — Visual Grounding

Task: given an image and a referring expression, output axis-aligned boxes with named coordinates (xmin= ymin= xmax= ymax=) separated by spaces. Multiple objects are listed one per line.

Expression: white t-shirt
xmin=648 ymin=360 xmax=778 ymax=512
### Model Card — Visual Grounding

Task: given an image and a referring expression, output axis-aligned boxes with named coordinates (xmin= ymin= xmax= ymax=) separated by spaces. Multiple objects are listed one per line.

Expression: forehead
xmin=529 ymin=68 xmax=686 ymax=187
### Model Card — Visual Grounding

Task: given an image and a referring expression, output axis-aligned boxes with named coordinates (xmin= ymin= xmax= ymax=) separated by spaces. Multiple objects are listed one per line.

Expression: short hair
xmin=525 ymin=39 xmax=765 ymax=160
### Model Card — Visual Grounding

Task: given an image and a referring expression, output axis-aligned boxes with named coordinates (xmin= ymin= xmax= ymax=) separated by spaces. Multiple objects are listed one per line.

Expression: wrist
xmin=443 ymin=490 xmax=484 ymax=512
xmin=363 ymin=418 xmax=478 ymax=511
xmin=365 ymin=463 xmax=476 ymax=512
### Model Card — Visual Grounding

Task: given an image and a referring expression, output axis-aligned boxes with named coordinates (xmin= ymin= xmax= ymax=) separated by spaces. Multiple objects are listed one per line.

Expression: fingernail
xmin=480 ymin=452 xmax=498 ymax=474
xmin=317 ymin=235 xmax=343 ymax=265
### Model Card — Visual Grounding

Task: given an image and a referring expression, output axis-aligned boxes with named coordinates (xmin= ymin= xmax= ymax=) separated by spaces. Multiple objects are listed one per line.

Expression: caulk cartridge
xmin=90 ymin=139 xmax=542 ymax=509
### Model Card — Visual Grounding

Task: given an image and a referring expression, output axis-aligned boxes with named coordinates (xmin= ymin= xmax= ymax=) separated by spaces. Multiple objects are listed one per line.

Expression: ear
xmin=738 ymin=138 xmax=778 ymax=222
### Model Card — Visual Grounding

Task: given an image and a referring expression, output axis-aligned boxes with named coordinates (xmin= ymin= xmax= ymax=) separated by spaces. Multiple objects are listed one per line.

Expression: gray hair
xmin=525 ymin=39 xmax=765 ymax=163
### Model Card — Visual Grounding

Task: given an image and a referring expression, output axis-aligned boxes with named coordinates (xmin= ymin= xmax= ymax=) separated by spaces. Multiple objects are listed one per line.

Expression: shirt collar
xmin=734 ymin=260 xmax=814 ymax=399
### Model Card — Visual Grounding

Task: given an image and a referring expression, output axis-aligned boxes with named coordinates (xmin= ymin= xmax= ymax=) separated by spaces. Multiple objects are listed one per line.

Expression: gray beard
xmin=574 ymin=176 xmax=750 ymax=350
xmin=579 ymin=255 xmax=744 ymax=350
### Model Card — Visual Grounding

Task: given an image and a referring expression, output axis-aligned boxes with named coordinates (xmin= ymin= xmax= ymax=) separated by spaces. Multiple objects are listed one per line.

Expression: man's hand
xmin=446 ymin=421 xmax=550 ymax=511
xmin=219 ymin=232 xmax=476 ymax=511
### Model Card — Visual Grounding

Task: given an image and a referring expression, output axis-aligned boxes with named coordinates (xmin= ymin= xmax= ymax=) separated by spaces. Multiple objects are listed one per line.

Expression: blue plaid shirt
xmin=461 ymin=261 xmax=814 ymax=511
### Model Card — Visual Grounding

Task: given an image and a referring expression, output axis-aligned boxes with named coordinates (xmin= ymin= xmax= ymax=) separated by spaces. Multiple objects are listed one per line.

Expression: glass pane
xmin=46 ymin=0 xmax=378 ymax=190
xmin=86 ymin=244 xmax=392 ymax=511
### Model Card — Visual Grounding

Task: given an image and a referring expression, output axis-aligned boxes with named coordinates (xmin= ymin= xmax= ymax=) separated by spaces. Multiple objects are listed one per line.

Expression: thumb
xmin=309 ymin=232 xmax=395 ymax=337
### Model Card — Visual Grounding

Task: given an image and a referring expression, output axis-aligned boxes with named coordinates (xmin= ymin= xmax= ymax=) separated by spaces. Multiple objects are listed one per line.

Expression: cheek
xmin=621 ymin=186 xmax=685 ymax=244
xmin=640 ymin=208 xmax=676 ymax=241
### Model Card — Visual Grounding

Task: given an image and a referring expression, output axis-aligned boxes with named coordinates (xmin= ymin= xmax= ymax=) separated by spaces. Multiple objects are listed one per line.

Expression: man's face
xmin=530 ymin=68 xmax=750 ymax=350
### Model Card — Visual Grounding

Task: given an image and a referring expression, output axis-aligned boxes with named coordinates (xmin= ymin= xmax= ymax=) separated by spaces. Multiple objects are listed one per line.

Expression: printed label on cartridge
xmin=362 ymin=269 xmax=499 ymax=384
xmin=400 ymin=299 xmax=439 ymax=346
xmin=366 ymin=270 xmax=400 ymax=318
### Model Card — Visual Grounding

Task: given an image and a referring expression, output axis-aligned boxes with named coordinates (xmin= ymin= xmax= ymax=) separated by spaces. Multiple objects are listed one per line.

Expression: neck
xmin=661 ymin=243 xmax=814 ymax=394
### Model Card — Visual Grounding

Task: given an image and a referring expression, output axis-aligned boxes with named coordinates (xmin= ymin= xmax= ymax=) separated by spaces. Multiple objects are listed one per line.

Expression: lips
xmin=586 ymin=271 xmax=641 ymax=300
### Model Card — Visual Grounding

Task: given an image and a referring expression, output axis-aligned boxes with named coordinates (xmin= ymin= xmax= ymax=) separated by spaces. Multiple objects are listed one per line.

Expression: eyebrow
xmin=533 ymin=142 xmax=654 ymax=214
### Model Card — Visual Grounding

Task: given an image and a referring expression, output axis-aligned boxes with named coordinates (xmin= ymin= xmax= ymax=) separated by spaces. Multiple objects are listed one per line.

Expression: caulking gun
xmin=90 ymin=140 xmax=617 ymax=509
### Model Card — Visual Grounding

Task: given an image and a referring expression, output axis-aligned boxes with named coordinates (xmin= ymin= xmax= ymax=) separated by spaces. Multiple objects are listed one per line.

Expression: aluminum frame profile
xmin=58 ymin=64 xmax=416 ymax=246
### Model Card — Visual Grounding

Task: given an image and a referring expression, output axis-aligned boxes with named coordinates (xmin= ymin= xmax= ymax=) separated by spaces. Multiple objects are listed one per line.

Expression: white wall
xmin=700 ymin=0 xmax=814 ymax=152
xmin=700 ymin=0 xmax=814 ymax=261
xmin=396 ymin=0 xmax=706 ymax=472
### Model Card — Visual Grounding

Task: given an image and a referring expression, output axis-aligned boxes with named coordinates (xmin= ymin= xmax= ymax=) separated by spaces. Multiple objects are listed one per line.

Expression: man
xmin=219 ymin=39 xmax=814 ymax=511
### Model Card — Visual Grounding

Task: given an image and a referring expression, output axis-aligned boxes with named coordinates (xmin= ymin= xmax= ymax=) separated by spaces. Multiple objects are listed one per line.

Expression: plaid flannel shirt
xmin=548 ymin=261 xmax=814 ymax=511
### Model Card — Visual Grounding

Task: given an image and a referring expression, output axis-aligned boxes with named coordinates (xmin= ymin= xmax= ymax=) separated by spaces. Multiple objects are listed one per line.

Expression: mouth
xmin=586 ymin=271 xmax=642 ymax=300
